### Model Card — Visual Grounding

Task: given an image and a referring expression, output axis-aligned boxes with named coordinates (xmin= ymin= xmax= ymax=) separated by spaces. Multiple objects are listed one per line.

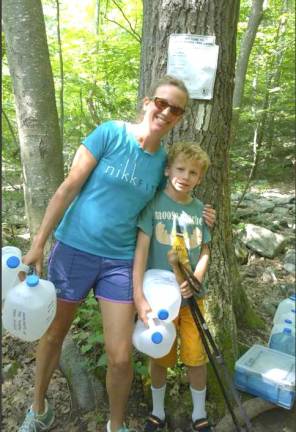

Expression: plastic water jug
xmin=143 ymin=269 xmax=181 ymax=322
xmin=274 ymin=310 xmax=296 ymax=328
xmin=2 ymin=246 xmax=29 ymax=300
xmin=269 ymin=325 xmax=295 ymax=357
xmin=132 ymin=314 xmax=176 ymax=358
xmin=269 ymin=319 xmax=295 ymax=343
xmin=2 ymin=274 xmax=57 ymax=342
xmin=273 ymin=294 xmax=296 ymax=324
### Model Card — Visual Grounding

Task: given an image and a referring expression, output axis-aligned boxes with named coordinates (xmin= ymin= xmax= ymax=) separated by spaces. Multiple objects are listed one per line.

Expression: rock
xmin=261 ymin=298 xmax=277 ymax=316
xmin=261 ymin=267 xmax=277 ymax=283
xmin=272 ymin=206 xmax=289 ymax=218
xmin=278 ymin=283 xmax=296 ymax=297
xmin=239 ymin=224 xmax=287 ymax=259
xmin=59 ymin=334 xmax=104 ymax=413
xmin=283 ymin=249 xmax=295 ymax=274
xmin=234 ymin=238 xmax=249 ymax=264
xmin=256 ymin=199 xmax=275 ymax=213
xmin=2 ymin=361 xmax=21 ymax=380
xmin=265 ymin=194 xmax=294 ymax=205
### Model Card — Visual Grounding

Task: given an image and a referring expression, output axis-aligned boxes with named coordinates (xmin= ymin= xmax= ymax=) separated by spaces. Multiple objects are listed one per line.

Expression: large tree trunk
xmin=140 ymin=0 xmax=247 ymax=413
xmin=2 ymin=0 xmax=64 ymax=238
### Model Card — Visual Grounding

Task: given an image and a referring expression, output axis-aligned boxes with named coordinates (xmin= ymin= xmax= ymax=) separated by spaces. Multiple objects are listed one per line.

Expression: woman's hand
xmin=180 ymin=280 xmax=193 ymax=299
xmin=22 ymin=243 xmax=45 ymax=277
xmin=203 ymin=204 xmax=216 ymax=228
xmin=134 ymin=294 xmax=152 ymax=326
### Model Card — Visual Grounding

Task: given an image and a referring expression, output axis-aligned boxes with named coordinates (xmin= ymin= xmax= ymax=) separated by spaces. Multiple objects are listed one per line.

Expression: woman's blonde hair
xmin=148 ymin=75 xmax=189 ymax=102
xmin=167 ymin=141 xmax=211 ymax=174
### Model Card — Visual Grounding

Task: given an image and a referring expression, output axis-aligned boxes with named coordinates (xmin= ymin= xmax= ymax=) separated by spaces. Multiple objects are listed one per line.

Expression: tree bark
xmin=232 ymin=0 xmax=264 ymax=112
xmin=140 ymin=0 xmax=243 ymax=413
xmin=2 ymin=0 xmax=64 ymax=238
xmin=56 ymin=0 xmax=64 ymax=147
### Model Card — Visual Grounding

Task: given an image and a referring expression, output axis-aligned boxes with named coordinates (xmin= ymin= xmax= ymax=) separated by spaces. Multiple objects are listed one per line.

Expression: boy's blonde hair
xmin=167 ymin=141 xmax=211 ymax=175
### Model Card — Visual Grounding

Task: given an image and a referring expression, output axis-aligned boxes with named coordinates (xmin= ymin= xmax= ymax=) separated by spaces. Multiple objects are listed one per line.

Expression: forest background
xmin=2 ymin=0 xmax=295 ymax=430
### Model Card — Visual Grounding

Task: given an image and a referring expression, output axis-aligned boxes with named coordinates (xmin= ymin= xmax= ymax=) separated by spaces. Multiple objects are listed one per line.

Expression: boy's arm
xmin=193 ymin=243 xmax=210 ymax=283
xmin=133 ymin=229 xmax=152 ymax=325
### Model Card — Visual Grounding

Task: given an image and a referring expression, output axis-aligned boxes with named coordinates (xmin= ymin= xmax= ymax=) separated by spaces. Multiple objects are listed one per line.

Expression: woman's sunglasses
xmin=153 ymin=97 xmax=185 ymax=116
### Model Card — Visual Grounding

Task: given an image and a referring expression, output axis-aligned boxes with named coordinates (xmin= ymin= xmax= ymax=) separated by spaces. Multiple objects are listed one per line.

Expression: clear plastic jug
xmin=273 ymin=294 xmax=296 ymax=324
xmin=269 ymin=326 xmax=295 ymax=357
xmin=2 ymin=246 xmax=29 ymax=300
xmin=269 ymin=319 xmax=295 ymax=344
xmin=132 ymin=314 xmax=176 ymax=358
xmin=2 ymin=274 xmax=57 ymax=342
xmin=143 ymin=269 xmax=181 ymax=322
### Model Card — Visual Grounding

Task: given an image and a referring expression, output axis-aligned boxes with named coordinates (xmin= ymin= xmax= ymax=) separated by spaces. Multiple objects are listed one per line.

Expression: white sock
xmin=151 ymin=384 xmax=166 ymax=421
xmin=190 ymin=386 xmax=207 ymax=422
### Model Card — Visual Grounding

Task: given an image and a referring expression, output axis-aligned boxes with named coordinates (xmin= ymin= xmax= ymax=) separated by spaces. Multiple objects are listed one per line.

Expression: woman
xmin=19 ymin=75 xmax=215 ymax=432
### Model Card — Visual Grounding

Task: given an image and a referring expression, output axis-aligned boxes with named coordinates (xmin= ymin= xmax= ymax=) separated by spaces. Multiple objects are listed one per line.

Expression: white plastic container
xmin=2 ymin=246 xmax=29 ymax=300
xmin=2 ymin=274 xmax=57 ymax=342
xmin=274 ymin=310 xmax=296 ymax=328
xmin=273 ymin=294 xmax=296 ymax=324
xmin=132 ymin=314 xmax=176 ymax=359
xmin=234 ymin=344 xmax=295 ymax=409
xmin=269 ymin=319 xmax=295 ymax=342
xmin=143 ymin=269 xmax=181 ymax=322
xmin=269 ymin=325 xmax=295 ymax=357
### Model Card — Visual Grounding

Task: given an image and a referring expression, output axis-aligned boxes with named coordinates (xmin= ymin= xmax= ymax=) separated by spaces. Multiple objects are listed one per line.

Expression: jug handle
xmin=19 ymin=262 xmax=30 ymax=273
xmin=147 ymin=311 xmax=157 ymax=329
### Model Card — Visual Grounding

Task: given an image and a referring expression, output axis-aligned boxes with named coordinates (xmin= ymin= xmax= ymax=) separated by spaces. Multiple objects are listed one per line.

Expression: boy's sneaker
xmin=144 ymin=414 xmax=166 ymax=431
xmin=191 ymin=417 xmax=214 ymax=431
xmin=19 ymin=399 xmax=55 ymax=432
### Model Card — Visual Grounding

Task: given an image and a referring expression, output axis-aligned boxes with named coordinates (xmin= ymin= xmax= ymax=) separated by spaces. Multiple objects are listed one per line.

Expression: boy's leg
xmin=188 ymin=365 xmax=207 ymax=421
xmin=179 ymin=301 xmax=210 ymax=427
xmin=100 ymin=299 xmax=135 ymax=432
xmin=144 ymin=341 xmax=177 ymax=431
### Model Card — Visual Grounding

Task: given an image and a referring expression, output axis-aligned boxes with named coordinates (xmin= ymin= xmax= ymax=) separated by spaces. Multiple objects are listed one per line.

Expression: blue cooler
xmin=234 ymin=344 xmax=295 ymax=409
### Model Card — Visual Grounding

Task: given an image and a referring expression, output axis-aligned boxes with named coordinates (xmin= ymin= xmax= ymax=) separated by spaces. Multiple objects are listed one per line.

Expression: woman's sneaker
xmin=106 ymin=420 xmax=137 ymax=432
xmin=19 ymin=399 xmax=55 ymax=432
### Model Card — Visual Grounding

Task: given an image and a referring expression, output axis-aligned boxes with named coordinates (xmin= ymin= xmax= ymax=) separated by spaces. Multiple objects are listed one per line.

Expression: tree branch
xmin=105 ymin=0 xmax=141 ymax=42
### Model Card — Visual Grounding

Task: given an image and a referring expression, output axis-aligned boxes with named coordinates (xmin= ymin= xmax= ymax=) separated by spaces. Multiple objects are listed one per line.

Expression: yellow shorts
xmin=154 ymin=298 xmax=208 ymax=368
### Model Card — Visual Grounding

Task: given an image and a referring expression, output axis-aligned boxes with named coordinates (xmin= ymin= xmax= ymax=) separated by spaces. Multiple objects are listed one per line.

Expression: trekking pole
xmin=176 ymin=261 xmax=253 ymax=432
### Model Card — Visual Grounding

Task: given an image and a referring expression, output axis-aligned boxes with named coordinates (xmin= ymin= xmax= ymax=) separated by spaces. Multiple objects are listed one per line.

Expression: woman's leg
xmin=100 ymin=299 xmax=135 ymax=432
xmin=32 ymin=299 xmax=79 ymax=413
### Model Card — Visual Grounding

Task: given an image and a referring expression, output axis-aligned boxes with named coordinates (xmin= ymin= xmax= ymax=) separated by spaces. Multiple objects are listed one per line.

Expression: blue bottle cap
xmin=26 ymin=274 xmax=39 ymax=287
xmin=284 ymin=319 xmax=292 ymax=324
xmin=289 ymin=294 xmax=296 ymax=301
xmin=7 ymin=256 xmax=20 ymax=269
xmin=151 ymin=332 xmax=163 ymax=344
xmin=158 ymin=309 xmax=169 ymax=320
xmin=283 ymin=328 xmax=292 ymax=334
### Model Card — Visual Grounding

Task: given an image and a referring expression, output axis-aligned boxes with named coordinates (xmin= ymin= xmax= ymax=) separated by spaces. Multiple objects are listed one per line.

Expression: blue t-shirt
xmin=55 ymin=121 xmax=167 ymax=259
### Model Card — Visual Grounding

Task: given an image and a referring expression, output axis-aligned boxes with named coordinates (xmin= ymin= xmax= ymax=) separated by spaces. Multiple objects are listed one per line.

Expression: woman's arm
xmin=133 ymin=229 xmax=152 ymax=325
xmin=23 ymin=145 xmax=98 ymax=274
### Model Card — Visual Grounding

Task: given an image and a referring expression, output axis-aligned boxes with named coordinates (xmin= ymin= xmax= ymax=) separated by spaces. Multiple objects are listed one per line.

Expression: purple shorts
xmin=47 ymin=241 xmax=134 ymax=303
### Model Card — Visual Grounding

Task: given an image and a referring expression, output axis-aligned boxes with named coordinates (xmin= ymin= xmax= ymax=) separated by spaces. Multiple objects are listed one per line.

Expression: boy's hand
xmin=134 ymin=294 xmax=152 ymax=326
xmin=203 ymin=204 xmax=216 ymax=228
xmin=180 ymin=280 xmax=193 ymax=299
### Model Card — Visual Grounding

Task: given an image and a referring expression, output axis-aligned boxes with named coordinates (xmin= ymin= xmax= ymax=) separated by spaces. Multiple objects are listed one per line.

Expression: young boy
xmin=133 ymin=141 xmax=212 ymax=432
